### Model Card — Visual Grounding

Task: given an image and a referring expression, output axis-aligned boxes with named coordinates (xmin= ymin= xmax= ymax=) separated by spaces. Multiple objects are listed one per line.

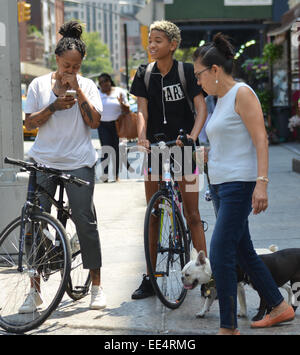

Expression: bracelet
xmin=256 ymin=176 xmax=269 ymax=183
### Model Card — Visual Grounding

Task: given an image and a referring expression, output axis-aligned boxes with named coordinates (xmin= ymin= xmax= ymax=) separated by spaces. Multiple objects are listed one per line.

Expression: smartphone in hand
xmin=66 ymin=90 xmax=77 ymax=98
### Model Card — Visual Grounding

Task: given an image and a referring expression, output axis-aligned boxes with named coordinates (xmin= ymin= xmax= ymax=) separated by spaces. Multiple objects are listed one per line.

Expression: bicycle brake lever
xmin=186 ymin=138 xmax=194 ymax=146
xmin=178 ymin=130 xmax=193 ymax=146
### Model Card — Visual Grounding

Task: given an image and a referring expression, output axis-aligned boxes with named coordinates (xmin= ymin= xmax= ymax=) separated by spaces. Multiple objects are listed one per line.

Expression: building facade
xmin=19 ymin=0 xmax=65 ymax=84
xmin=165 ymin=0 xmax=300 ymax=142
xmin=268 ymin=0 xmax=300 ymax=141
xmin=165 ymin=0 xmax=289 ymax=55
xmin=64 ymin=0 xmax=123 ymax=72
xmin=64 ymin=0 xmax=146 ymax=84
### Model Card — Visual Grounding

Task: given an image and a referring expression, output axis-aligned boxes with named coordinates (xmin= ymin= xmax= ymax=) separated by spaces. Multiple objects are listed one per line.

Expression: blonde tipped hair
xmin=149 ymin=20 xmax=181 ymax=49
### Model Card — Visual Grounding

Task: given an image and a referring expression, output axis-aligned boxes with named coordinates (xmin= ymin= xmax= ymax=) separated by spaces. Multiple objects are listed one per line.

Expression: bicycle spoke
xmin=145 ymin=192 xmax=189 ymax=309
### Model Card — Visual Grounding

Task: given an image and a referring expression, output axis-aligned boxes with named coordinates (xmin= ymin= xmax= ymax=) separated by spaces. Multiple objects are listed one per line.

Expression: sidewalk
xmin=282 ymin=141 xmax=300 ymax=174
xmin=33 ymin=144 xmax=300 ymax=335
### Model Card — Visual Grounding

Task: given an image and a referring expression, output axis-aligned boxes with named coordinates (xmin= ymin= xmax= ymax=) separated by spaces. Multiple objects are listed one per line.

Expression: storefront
xmin=268 ymin=4 xmax=300 ymax=141
xmin=164 ymin=0 xmax=282 ymax=55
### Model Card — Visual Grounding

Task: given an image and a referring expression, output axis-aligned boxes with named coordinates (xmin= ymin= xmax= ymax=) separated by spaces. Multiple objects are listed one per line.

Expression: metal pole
xmin=0 ymin=0 xmax=27 ymax=230
xmin=124 ymin=22 xmax=129 ymax=93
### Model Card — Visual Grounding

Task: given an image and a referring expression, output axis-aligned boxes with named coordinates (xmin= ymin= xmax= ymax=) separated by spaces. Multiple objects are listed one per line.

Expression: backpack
xmin=143 ymin=61 xmax=194 ymax=115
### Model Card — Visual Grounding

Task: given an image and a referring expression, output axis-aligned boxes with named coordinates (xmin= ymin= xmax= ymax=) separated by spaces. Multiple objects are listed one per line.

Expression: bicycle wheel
xmin=0 ymin=212 xmax=71 ymax=334
xmin=144 ymin=190 xmax=190 ymax=309
xmin=62 ymin=212 xmax=91 ymax=301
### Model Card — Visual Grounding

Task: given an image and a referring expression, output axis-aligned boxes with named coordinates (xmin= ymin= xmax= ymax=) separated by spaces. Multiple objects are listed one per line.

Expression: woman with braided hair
xmin=193 ymin=32 xmax=294 ymax=334
xmin=22 ymin=21 xmax=106 ymax=312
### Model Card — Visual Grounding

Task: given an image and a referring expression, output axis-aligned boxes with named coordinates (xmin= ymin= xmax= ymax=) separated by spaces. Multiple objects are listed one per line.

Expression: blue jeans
xmin=209 ymin=181 xmax=283 ymax=329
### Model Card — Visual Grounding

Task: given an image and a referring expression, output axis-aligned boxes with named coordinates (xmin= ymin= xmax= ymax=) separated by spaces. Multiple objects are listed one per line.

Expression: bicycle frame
xmin=156 ymin=158 xmax=184 ymax=260
xmin=152 ymin=139 xmax=206 ymax=258
xmin=17 ymin=171 xmax=70 ymax=273
xmin=18 ymin=170 xmax=39 ymax=272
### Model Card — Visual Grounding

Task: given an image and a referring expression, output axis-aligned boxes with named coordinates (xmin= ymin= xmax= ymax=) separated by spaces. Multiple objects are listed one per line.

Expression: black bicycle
xmin=0 ymin=157 xmax=91 ymax=334
xmin=144 ymin=131 xmax=208 ymax=309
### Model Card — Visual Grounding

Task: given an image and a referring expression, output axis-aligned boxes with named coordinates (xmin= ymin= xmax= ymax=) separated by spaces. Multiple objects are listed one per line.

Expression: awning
xmin=20 ymin=62 xmax=51 ymax=78
xmin=268 ymin=4 xmax=300 ymax=36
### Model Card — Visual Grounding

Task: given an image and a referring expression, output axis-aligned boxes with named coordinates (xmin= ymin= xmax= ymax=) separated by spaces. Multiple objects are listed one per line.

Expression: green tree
xmin=174 ymin=47 xmax=197 ymax=63
xmin=81 ymin=32 xmax=113 ymax=77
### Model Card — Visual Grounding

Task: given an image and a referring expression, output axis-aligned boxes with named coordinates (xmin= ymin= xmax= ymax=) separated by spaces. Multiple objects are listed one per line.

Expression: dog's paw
xmin=195 ymin=311 xmax=206 ymax=318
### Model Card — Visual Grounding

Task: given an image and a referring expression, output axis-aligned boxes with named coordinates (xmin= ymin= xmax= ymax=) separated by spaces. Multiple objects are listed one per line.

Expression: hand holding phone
xmin=60 ymin=90 xmax=76 ymax=110
xmin=66 ymin=90 xmax=77 ymax=98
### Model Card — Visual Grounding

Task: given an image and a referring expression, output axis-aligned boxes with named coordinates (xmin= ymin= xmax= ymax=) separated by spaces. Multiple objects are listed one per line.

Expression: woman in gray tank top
xmin=193 ymin=33 xmax=294 ymax=335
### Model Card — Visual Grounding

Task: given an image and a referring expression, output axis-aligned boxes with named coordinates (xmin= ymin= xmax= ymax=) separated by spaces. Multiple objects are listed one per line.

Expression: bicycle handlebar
xmin=151 ymin=139 xmax=177 ymax=149
xmin=4 ymin=157 xmax=35 ymax=169
xmin=151 ymin=130 xmax=194 ymax=149
xmin=178 ymin=129 xmax=194 ymax=147
xmin=4 ymin=157 xmax=90 ymax=187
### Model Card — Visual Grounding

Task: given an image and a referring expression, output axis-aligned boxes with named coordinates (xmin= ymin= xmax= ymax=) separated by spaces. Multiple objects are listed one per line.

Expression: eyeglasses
xmin=194 ymin=67 xmax=210 ymax=80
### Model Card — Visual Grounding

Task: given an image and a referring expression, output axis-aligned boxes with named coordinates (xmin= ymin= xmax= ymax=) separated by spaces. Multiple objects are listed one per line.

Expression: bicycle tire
xmin=144 ymin=190 xmax=190 ymax=309
xmin=0 ymin=212 xmax=71 ymax=334
xmin=61 ymin=213 xmax=91 ymax=301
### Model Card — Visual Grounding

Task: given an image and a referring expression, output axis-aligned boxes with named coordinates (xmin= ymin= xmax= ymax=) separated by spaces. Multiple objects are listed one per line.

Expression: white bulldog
xmin=181 ymin=249 xmax=220 ymax=318
xmin=181 ymin=246 xmax=292 ymax=319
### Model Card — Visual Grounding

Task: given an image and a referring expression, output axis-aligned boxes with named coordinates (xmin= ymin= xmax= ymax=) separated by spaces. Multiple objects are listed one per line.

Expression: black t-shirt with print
xmin=130 ymin=60 xmax=203 ymax=143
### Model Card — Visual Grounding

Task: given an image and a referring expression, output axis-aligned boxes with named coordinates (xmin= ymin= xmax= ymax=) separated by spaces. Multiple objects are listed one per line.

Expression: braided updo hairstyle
xmin=55 ymin=21 xmax=86 ymax=59
xmin=193 ymin=33 xmax=235 ymax=75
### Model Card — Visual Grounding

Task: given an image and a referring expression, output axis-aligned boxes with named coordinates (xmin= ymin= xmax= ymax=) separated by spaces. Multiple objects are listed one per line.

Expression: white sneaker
xmin=90 ymin=286 xmax=106 ymax=310
xmin=18 ymin=288 xmax=43 ymax=314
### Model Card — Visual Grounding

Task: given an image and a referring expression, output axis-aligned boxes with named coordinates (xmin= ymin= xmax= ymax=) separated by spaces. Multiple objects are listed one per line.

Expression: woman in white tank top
xmin=192 ymin=33 xmax=294 ymax=335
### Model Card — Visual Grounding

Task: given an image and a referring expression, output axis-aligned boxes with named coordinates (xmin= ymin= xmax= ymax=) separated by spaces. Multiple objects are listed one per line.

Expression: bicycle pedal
xmin=73 ymin=286 xmax=89 ymax=295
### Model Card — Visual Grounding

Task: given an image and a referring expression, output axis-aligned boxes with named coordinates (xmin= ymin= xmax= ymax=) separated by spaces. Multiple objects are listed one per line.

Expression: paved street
xmin=3 ymin=139 xmax=300 ymax=336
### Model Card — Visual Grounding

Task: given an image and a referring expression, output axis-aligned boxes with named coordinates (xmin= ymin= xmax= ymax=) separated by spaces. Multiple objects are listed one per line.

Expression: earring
xmin=216 ymin=79 xmax=219 ymax=84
